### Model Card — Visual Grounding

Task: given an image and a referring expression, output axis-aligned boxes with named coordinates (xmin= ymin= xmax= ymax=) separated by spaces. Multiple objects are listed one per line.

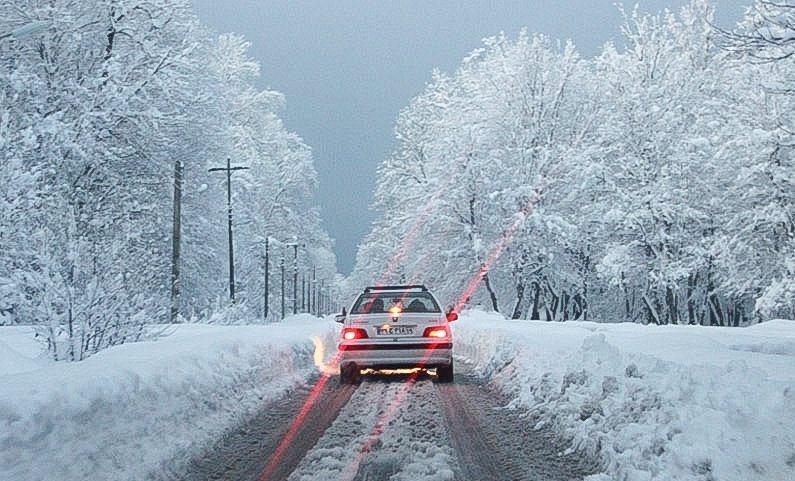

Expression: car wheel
xmin=340 ymin=363 xmax=359 ymax=385
xmin=436 ymin=363 xmax=454 ymax=383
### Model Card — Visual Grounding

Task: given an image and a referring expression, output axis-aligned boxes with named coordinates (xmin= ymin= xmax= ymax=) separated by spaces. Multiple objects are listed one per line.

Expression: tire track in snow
xmin=286 ymin=373 xmax=457 ymax=481
xmin=351 ymin=374 xmax=456 ymax=481
xmin=165 ymin=375 xmax=356 ymax=481
xmin=172 ymin=366 xmax=597 ymax=481
xmin=436 ymin=365 xmax=598 ymax=481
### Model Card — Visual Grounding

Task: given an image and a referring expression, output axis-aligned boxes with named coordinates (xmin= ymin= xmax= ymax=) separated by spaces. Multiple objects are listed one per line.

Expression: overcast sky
xmin=189 ymin=0 xmax=749 ymax=274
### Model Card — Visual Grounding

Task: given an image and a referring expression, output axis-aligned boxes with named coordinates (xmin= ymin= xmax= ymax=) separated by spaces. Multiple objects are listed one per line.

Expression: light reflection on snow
xmin=311 ymin=335 xmax=339 ymax=375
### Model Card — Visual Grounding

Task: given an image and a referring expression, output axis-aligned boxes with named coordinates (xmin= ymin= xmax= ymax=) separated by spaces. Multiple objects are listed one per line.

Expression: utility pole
xmin=169 ymin=159 xmax=183 ymax=323
xmin=311 ymin=266 xmax=316 ymax=316
xmin=263 ymin=237 xmax=269 ymax=321
xmin=319 ymin=279 xmax=325 ymax=315
xmin=292 ymin=243 xmax=298 ymax=315
xmin=280 ymin=256 xmax=285 ymax=319
xmin=208 ymin=158 xmax=248 ymax=303
xmin=301 ymin=272 xmax=306 ymax=312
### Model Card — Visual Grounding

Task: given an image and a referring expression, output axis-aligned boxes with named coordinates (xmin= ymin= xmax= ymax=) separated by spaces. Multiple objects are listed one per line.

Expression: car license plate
xmin=376 ymin=326 xmax=415 ymax=336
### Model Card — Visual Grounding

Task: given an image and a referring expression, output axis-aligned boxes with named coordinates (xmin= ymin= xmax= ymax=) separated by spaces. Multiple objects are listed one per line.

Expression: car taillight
xmin=423 ymin=326 xmax=449 ymax=338
xmin=341 ymin=328 xmax=368 ymax=340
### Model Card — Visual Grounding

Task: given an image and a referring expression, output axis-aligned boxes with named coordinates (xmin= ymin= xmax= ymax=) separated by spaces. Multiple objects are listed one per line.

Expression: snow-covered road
xmin=174 ymin=365 xmax=596 ymax=481
xmin=286 ymin=374 xmax=456 ymax=481
xmin=169 ymin=375 xmax=357 ymax=481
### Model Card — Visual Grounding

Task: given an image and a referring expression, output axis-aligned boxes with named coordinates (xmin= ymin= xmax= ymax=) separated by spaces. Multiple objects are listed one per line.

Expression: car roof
xmin=363 ymin=285 xmax=428 ymax=293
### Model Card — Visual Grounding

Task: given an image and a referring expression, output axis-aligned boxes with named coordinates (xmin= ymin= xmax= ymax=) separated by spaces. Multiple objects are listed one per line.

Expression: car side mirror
xmin=445 ymin=306 xmax=458 ymax=322
xmin=335 ymin=307 xmax=347 ymax=323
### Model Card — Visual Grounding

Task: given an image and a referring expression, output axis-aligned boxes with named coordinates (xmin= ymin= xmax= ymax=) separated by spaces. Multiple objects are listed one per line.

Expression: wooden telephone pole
xmin=292 ymin=243 xmax=298 ymax=315
xmin=264 ymin=237 xmax=269 ymax=320
xmin=280 ymin=256 xmax=286 ymax=319
xmin=169 ymin=159 xmax=183 ymax=323
xmin=208 ymin=158 xmax=249 ymax=303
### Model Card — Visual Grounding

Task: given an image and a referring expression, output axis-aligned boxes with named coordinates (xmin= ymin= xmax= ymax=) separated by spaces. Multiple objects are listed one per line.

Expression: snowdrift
xmin=455 ymin=311 xmax=795 ymax=481
xmin=0 ymin=318 xmax=337 ymax=481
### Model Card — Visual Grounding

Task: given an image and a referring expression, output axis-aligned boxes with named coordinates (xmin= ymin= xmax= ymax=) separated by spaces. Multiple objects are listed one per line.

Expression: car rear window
xmin=351 ymin=291 xmax=441 ymax=314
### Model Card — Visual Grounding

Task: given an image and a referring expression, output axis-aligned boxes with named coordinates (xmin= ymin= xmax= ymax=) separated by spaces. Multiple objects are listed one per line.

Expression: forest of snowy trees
xmin=0 ymin=0 xmax=336 ymax=360
xmin=350 ymin=0 xmax=795 ymax=325
xmin=2 ymin=0 xmax=793 ymax=361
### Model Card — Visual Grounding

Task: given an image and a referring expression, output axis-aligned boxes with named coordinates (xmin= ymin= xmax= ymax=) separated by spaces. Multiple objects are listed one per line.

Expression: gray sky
xmin=190 ymin=0 xmax=749 ymax=274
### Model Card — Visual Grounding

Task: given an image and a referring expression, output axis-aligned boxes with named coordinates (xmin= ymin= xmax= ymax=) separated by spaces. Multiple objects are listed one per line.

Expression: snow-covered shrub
xmin=203 ymin=301 xmax=259 ymax=325
xmin=756 ymin=274 xmax=795 ymax=320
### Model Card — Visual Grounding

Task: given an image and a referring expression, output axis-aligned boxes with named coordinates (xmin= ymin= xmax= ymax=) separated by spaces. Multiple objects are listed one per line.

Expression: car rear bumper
xmin=338 ymin=341 xmax=453 ymax=368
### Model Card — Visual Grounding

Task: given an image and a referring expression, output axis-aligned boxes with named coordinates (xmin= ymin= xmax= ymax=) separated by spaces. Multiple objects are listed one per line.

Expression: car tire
xmin=340 ymin=363 xmax=359 ymax=385
xmin=436 ymin=363 xmax=454 ymax=383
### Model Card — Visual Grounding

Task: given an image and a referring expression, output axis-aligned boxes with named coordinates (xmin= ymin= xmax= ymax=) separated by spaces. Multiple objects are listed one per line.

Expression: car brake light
xmin=342 ymin=328 xmax=368 ymax=340
xmin=423 ymin=326 xmax=448 ymax=338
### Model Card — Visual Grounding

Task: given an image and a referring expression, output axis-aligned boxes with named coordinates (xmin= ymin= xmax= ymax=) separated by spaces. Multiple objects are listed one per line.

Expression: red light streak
xmin=336 ymin=351 xmax=433 ymax=479
xmin=338 ymin=185 xmax=546 ymax=476
xmin=380 ymin=189 xmax=445 ymax=284
xmin=259 ymin=160 xmax=547 ymax=479
xmin=454 ymin=206 xmax=534 ymax=312
xmin=258 ymin=351 xmax=343 ymax=481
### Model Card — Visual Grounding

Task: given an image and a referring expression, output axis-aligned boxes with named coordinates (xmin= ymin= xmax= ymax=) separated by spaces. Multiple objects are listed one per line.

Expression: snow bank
xmin=454 ymin=311 xmax=795 ymax=481
xmin=0 ymin=327 xmax=46 ymax=377
xmin=0 ymin=318 xmax=337 ymax=481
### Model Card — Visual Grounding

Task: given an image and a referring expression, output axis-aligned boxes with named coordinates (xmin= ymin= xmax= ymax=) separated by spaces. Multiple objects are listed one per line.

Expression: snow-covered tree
xmin=719 ymin=0 xmax=795 ymax=319
xmin=354 ymin=0 xmax=791 ymax=324
xmin=0 ymin=1 xmax=337 ymax=357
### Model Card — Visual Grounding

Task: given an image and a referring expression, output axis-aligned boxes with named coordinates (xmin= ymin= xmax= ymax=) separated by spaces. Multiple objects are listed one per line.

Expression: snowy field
xmin=0 ymin=316 xmax=338 ymax=481
xmin=455 ymin=311 xmax=795 ymax=481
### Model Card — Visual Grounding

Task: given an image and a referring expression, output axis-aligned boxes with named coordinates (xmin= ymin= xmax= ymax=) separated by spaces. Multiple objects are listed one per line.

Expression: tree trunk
xmin=709 ymin=294 xmax=725 ymax=326
xmin=581 ymin=252 xmax=590 ymax=321
xmin=482 ymin=270 xmax=499 ymax=312
xmin=67 ymin=301 xmax=74 ymax=361
xmin=642 ymin=294 xmax=661 ymax=325
xmin=572 ymin=294 xmax=586 ymax=320
xmin=511 ymin=282 xmax=525 ymax=319
xmin=666 ymin=286 xmax=678 ymax=325
xmin=546 ymin=283 xmax=559 ymax=321
xmin=530 ymin=281 xmax=541 ymax=320
xmin=621 ymin=272 xmax=632 ymax=320
xmin=686 ymin=273 xmax=697 ymax=325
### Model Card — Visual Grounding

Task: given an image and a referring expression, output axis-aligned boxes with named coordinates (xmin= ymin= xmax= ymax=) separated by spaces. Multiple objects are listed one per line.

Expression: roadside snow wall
xmin=0 ymin=319 xmax=337 ymax=481
xmin=455 ymin=311 xmax=795 ymax=481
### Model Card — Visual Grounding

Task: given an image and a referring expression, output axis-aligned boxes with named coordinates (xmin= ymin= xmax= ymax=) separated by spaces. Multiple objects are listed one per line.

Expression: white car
xmin=336 ymin=285 xmax=457 ymax=384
